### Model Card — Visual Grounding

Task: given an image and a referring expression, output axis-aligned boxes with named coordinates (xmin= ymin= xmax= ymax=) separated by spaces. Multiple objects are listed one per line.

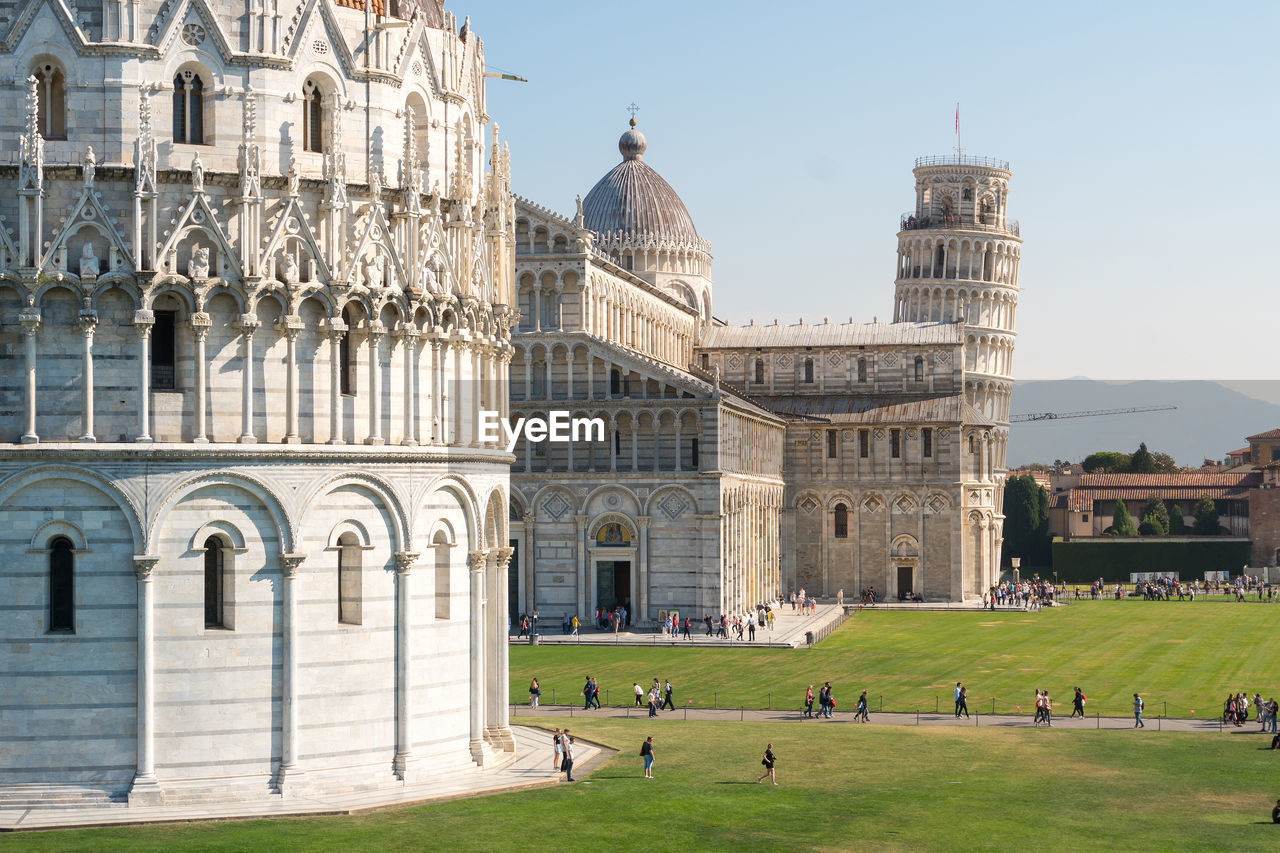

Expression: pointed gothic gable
xmin=346 ymin=200 xmax=406 ymax=289
xmin=417 ymin=211 xmax=457 ymax=294
xmin=41 ymin=185 xmax=136 ymax=278
xmin=261 ymin=195 xmax=332 ymax=282
xmin=0 ymin=0 xmax=89 ymax=54
xmin=286 ymin=0 xmax=360 ymax=78
xmin=150 ymin=0 xmax=237 ymax=64
xmin=156 ymin=192 xmax=243 ymax=281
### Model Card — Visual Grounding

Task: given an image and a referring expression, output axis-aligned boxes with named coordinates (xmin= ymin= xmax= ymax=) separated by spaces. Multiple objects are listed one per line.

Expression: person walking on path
xmin=824 ymin=682 xmax=836 ymax=718
xmin=634 ymin=682 xmax=644 ymax=707
xmin=1133 ymin=693 xmax=1145 ymax=728
xmin=954 ymin=682 xmax=964 ymax=718
xmin=662 ymin=679 xmax=675 ymax=711
xmin=1071 ymin=686 xmax=1086 ymax=718
xmin=647 ymin=684 xmax=659 ymax=718
xmin=529 ymin=677 xmax=541 ymax=710
xmin=682 ymin=617 xmax=692 ymax=640
xmin=583 ymin=676 xmax=594 ymax=711
xmin=591 ymin=678 xmax=601 ymax=710
xmin=640 ymin=736 xmax=655 ymax=778
xmin=804 ymin=685 xmax=815 ymax=718
xmin=747 ymin=613 xmax=756 ymax=641
xmin=562 ymin=736 xmax=576 ymax=782
xmin=552 ymin=728 xmax=563 ymax=770
xmin=957 ymin=684 xmax=970 ymax=719
xmin=856 ymin=689 xmax=870 ymax=722
xmin=756 ymin=743 xmax=777 ymax=785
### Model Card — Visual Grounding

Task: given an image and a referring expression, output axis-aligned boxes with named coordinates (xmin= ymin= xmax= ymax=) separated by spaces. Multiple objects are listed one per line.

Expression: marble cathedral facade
xmin=511 ymin=128 xmax=1021 ymax=620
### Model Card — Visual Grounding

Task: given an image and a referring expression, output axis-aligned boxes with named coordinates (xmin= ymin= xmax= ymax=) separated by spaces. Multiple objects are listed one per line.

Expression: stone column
xmin=470 ymin=344 xmax=482 ymax=447
xmin=431 ymin=339 xmax=444 ymax=443
xmin=393 ymin=550 xmax=419 ymax=779
xmin=77 ymin=308 xmax=98 ymax=442
xmin=452 ymin=338 xmax=465 ymax=445
xmin=277 ymin=553 xmax=306 ymax=796
xmin=327 ymin=319 xmax=346 ymax=444
xmin=191 ymin=312 xmax=211 ymax=442
xmin=133 ymin=310 xmax=154 ymax=442
xmin=280 ymin=315 xmax=303 ymax=444
xmin=585 ymin=355 xmax=593 ymax=400
xmin=238 ymin=314 xmax=259 ymax=443
xmin=493 ymin=546 xmax=515 ymax=749
xmin=367 ymin=324 xmax=385 ymax=445
xmin=637 ymin=516 xmax=650 ymax=626
xmin=401 ymin=328 xmax=419 ymax=445
xmin=565 ymin=351 xmax=574 ymax=400
xmin=523 ymin=354 xmax=532 ymax=402
xmin=574 ymin=515 xmax=589 ymax=618
xmin=521 ymin=514 xmax=536 ymax=616
xmin=467 ymin=550 xmax=490 ymax=766
xmin=128 ymin=556 xmax=163 ymax=806
xmin=19 ymin=308 xmax=40 ymax=444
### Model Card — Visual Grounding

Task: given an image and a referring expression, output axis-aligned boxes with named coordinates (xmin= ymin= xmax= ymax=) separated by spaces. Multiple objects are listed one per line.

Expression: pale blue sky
xmin=469 ymin=0 xmax=1277 ymax=380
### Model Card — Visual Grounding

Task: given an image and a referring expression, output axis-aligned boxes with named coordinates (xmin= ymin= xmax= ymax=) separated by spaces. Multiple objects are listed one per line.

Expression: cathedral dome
xmin=582 ymin=121 xmax=700 ymax=245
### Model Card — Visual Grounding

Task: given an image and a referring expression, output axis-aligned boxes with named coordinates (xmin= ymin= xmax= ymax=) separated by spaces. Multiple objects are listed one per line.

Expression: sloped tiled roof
xmin=1065 ymin=472 xmax=1261 ymax=512
xmin=1246 ymin=428 xmax=1280 ymax=441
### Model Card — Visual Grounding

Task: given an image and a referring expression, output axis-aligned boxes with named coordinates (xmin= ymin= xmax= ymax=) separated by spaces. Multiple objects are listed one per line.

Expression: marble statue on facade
xmin=78 ymin=242 xmax=100 ymax=277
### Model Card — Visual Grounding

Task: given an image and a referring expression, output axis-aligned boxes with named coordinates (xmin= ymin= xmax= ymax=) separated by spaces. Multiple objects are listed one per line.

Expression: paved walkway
xmin=0 ymin=727 xmax=610 ymax=832
xmin=511 ymin=703 xmax=1262 ymax=734
xmin=515 ymin=603 xmax=848 ymax=649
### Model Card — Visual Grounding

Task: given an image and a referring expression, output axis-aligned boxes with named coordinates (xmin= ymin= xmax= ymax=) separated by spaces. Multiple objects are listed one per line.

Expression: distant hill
xmin=1007 ymin=380 xmax=1280 ymax=468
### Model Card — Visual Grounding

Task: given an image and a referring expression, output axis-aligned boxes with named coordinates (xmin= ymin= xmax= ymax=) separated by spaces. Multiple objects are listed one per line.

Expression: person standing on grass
xmin=529 ymin=677 xmax=541 ymax=710
xmin=634 ymin=682 xmax=644 ymax=707
xmin=954 ymin=682 xmax=964 ymax=718
xmin=641 ymin=736 xmax=655 ymax=778
xmin=562 ymin=736 xmax=576 ymax=782
xmin=804 ymin=685 xmax=815 ymax=718
xmin=1272 ymin=799 xmax=1280 ymax=823
xmin=756 ymin=743 xmax=777 ymax=785
xmin=1071 ymin=686 xmax=1086 ymax=718
xmin=662 ymin=679 xmax=675 ymax=711
xmin=856 ymin=689 xmax=870 ymax=722
xmin=1133 ymin=693 xmax=1145 ymax=728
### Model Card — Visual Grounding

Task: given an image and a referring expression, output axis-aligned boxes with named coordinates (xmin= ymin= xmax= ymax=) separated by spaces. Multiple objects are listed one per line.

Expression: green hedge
xmin=1050 ymin=537 xmax=1251 ymax=583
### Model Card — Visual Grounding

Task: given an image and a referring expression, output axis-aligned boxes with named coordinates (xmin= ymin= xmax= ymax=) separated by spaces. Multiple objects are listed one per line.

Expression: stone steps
xmin=0 ymin=784 xmax=125 ymax=808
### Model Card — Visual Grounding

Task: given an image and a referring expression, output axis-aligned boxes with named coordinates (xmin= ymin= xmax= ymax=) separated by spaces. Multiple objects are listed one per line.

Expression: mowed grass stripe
xmin=6 ymin=720 xmax=1278 ymax=852
xmin=513 ymin=601 xmax=1280 ymax=717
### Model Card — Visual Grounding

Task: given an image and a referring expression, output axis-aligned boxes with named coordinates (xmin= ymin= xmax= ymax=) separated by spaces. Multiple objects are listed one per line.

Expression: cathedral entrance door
xmin=896 ymin=565 xmax=915 ymax=601
xmin=595 ymin=561 xmax=631 ymax=618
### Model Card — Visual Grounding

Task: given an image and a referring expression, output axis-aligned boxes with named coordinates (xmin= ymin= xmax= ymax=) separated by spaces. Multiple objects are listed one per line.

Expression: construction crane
xmin=1010 ymin=405 xmax=1177 ymax=423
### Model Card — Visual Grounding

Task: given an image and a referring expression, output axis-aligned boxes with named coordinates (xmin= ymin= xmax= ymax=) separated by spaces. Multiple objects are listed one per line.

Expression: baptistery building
xmin=510 ymin=125 xmax=1021 ymax=616
xmin=0 ymin=0 xmax=517 ymax=806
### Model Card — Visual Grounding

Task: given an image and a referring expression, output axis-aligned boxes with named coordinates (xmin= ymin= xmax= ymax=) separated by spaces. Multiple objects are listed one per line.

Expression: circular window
xmin=181 ymin=23 xmax=206 ymax=46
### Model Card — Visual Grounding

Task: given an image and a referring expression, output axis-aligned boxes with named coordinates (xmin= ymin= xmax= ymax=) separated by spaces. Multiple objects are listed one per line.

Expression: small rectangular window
xmin=1082 ymin=514 xmax=1090 ymax=523
xmin=826 ymin=430 xmax=837 ymax=459
xmin=691 ymin=437 xmax=700 ymax=469
xmin=338 ymin=536 xmax=362 ymax=625
xmin=151 ymin=311 xmax=177 ymax=390
xmin=859 ymin=429 xmax=869 ymax=458
xmin=922 ymin=428 xmax=933 ymax=458
xmin=890 ymin=429 xmax=901 ymax=458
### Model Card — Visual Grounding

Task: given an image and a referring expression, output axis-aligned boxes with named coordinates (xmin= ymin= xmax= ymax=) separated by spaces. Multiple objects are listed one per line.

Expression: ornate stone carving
xmin=394 ymin=550 xmax=419 ymax=575
xmin=133 ymin=556 xmax=160 ymax=581
xmin=279 ymin=554 xmax=306 ymax=579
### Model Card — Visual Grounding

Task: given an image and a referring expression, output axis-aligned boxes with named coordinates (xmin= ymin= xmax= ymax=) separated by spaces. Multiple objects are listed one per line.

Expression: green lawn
xmin=8 ymin=719 xmax=1279 ymax=852
xmin=514 ymin=601 xmax=1280 ymax=718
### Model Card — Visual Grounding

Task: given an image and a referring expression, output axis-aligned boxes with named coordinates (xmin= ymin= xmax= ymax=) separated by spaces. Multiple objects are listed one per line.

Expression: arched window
xmin=914 ymin=356 xmax=924 ymax=381
xmin=433 ymin=529 xmax=451 ymax=620
xmin=48 ymin=536 xmax=74 ymax=633
xmin=204 ymin=535 xmax=225 ymax=628
xmin=303 ymin=79 xmax=324 ymax=153
xmin=337 ymin=532 xmax=362 ymax=625
xmin=834 ymin=504 xmax=849 ymax=539
xmin=804 ymin=358 xmax=814 ymax=384
xmin=857 ymin=357 xmax=867 ymax=383
xmin=754 ymin=359 xmax=764 ymax=384
xmin=150 ymin=309 xmax=177 ymax=390
xmin=173 ymin=70 xmax=204 ymax=144
xmin=34 ymin=63 xmax=66 ymax=140
xmin=339 ymin=308 xmax=354 ymax=396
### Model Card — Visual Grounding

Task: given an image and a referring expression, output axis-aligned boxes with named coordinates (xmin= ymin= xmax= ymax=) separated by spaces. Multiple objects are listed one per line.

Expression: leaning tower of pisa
xmin=893 ymin=155 xmax=1022 ymax=573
